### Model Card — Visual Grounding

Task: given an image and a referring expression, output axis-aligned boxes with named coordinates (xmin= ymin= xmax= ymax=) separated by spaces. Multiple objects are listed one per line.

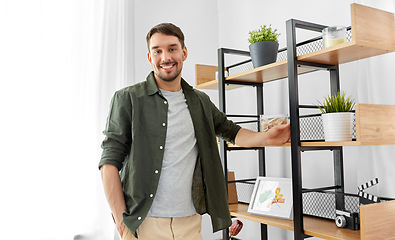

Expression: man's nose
xmin=161 ymin=51 xmax=171 ymax=62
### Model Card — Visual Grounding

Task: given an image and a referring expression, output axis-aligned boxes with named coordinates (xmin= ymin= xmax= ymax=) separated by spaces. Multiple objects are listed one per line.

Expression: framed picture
xmin=247 ymin=177 xmax=293 ymax=220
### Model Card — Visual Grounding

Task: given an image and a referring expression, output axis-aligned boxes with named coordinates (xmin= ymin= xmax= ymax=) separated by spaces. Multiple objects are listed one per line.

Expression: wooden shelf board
xmin=195 ymin=78 xmax=243 ymax=90
xmin=195 ymin=60 xmax=315 ymax=89
xmin=298 ymin=40 xmax=395 ymax=65
xmin=229 ymin=203 xmax=360 ymax=240
xmin=195 ymin=41 xmax=395 ymax=90
xmin=224 ymin=139 xmax=395 ymax=148
xmin=360 ymin=200 xmax=395 ymax=240
xmin=225 ymin=60 xmax=315 ymax=83
xmin=300 ymin=140 xmax=395 ymax=147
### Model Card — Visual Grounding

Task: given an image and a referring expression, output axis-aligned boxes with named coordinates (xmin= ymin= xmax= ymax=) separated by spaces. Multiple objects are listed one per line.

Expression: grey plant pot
xmin=249 ymin=41 xmax=279 ymax=68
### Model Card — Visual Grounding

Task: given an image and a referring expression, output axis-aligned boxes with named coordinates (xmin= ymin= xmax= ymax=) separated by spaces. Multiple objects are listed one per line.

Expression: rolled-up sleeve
xmin=98 ymin=90 xmax=132 ymax=170
xmin=210 ymin=101 xmax=241 ymax=145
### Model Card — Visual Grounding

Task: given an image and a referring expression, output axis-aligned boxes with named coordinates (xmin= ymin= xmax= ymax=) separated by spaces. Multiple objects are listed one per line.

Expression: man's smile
xmin=160 ymin=62 xmax=176 ymax=71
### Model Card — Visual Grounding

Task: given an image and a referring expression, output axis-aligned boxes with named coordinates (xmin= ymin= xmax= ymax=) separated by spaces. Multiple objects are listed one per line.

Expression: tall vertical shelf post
xmin=217 ymin=48 xmax=267 ymax=240
xmin=286 ymin=19 xmax=346 ymax=239
xmin=286 ymin=18 xmax=304 ymax=240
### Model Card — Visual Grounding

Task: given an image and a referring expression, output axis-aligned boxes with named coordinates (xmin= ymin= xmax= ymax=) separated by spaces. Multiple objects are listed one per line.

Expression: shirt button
xmin=162 ymin=123 xmax=166 ymax=127
xmin=164 ymin=101 xmax=167 ymax=104
xmin=138 ymin=217 xmax=142 ymax=220
xmin=155 ymin=170 xmax=159 ymax=174
xmin=150 ymin=194 xmax=154 ymax=198
xmin=159 ymin=146 xmax=163 ymax=150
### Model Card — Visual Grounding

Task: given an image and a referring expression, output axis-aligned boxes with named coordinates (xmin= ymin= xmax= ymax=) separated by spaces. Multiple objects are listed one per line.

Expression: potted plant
xmin=317 ymin=91 xmax=356 ymax=141
xmin=248 ymin=24 xmax=280 ymax=68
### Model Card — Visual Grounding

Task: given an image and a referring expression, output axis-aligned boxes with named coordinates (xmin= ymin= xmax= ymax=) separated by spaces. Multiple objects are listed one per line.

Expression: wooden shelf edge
xmin=195 ymin=78 xmax=218 ymax=89
xmin=297 ymin=40 xmax=395 ymax=66
xmin=301 ymin=140 xmax=395 ymax=147
xmin=360 ymin=200 xmax=395 ymax=240
xmin=195 ymin=42 xmax=395 ymax=90
xmin=222 ymin=140 xmax=395 ymax=148
xmin=226 ymin=60 xmax=288 ymax=82
xmin=197 ymin=27 xmax=395 ymax=89
xmin=195 ymin=38 xmax=395 ymax=89
xmin=195 ymin=79 xmax=243 ymax=90
xmin=229 ymin=203 xmax=360 ymax=240
xmin=195 ymin=60 xmax=315 ymax=90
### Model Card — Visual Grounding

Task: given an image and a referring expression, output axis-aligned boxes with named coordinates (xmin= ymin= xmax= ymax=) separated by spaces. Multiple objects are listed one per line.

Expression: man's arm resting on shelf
xmin=235 ymin=123 xmax=291 ymax=147
xmin=100 ymin=164 xmax=127 ymax=237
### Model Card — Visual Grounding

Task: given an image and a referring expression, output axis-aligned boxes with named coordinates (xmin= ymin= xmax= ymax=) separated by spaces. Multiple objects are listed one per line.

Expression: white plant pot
xmin=321 ymin=112 xmax=354 ymax=141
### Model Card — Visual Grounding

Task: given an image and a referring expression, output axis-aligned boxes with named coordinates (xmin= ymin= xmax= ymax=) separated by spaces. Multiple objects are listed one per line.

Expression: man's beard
xmin=155 ymin=63 xmax=182 ymax=82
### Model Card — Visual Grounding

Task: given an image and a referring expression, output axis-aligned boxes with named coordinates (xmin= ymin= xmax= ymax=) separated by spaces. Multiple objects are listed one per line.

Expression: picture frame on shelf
xmin=248 ymin=177 xmax=293 ymax=220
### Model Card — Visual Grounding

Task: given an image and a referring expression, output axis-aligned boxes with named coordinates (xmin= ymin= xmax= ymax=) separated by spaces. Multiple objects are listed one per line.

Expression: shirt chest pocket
xmin=132 ymin=97 xmax=168 ymax=140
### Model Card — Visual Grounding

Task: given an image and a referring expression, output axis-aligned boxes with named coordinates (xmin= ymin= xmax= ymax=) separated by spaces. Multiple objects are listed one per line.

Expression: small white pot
xmin=321 ymin=112 xmax=354 ymax=141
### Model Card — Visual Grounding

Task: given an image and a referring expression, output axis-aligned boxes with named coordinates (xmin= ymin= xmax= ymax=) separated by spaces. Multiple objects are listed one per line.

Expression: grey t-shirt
xmin=147 ymin=88 xmax=198 ymax=217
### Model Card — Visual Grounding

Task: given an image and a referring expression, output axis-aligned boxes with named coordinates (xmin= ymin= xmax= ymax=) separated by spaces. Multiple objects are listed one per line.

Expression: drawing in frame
xmin=247 ymin=177 xmax=293 ymax=220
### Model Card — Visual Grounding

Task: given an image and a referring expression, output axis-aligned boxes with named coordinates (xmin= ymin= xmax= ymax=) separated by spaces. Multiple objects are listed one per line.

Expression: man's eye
xmin=169 ymin=48 xmax=176 ymax=52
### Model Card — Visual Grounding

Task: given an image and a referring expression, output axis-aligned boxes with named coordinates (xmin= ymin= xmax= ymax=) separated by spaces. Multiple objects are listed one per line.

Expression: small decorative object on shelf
xmin=248 ymin=25 xmax=280 ymax=68
xmin=335 ymin=209 xmax=360 ymax=230
xmin=229 ymin=219 xmax=243 ymax=239
xmin=260 ymin=114 xmax=288 ymax=132
xmin=317 ymin=91 xmax=356 ymax=141
xmin=358 ymin=177 xmax=380 ymax=204
xmin=322 ymin=26 xmax=347 ymax=48
xmin=248 ymin=177 xmax=293 ymax=220
xmin=334 ymin=178 xmax=380 ymax=231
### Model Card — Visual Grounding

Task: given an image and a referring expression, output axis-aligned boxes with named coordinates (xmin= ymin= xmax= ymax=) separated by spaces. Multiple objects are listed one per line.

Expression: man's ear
xmin=182 ymin=46 xmax=188 ymax=61
xmin=147 ymin=51 xmax=152 ymax=65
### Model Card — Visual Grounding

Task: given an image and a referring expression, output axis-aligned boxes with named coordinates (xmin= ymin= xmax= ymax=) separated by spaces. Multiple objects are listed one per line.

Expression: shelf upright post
xmin=286 ymin=19 xmax=304 ymax=240
xmin=329 ymin=65 xmax=346 ymax=208
xmin=287 ymin=18 xmax=343 ymax=240
xmin=218 ymin=48 xmax=268 ymax=240
xmin=329 ymin=65 xmax=340 ymax=96
xmin=256 ymin=83 xmax=265 ymax=176
xmin=218 ymin=48 xmax=227 ymax=175
xmin=256 ymin=83 xmax=268 ymax=239
xmin=217 ymin=48 xmax=231 ymax=240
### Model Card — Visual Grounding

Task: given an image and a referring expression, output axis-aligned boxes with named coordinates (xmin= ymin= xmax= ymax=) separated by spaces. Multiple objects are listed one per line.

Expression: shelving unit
xmin=195 ymin=3 xmax=395 ymax=240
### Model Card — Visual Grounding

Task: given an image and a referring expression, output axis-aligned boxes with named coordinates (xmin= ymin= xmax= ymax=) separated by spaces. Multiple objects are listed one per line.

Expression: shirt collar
xmin=147 ymin=71 xmax=160 ymax=96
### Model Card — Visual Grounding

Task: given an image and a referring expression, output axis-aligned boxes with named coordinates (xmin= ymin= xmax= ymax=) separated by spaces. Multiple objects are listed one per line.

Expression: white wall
xmin=131 ymin=0 xmax=395 ymax=239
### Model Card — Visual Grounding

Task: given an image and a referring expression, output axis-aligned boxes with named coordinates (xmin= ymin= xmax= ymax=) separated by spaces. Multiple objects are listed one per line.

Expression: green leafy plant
xmin=248 ymin=25 xmax=280 ymax=44
xmin=317 ymin=91 xmax=356 ymax=114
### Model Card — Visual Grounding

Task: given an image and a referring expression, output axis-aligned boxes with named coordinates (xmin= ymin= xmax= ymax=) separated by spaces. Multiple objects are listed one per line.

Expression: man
xmin=99 ymin=23 xmax=290 ymax=240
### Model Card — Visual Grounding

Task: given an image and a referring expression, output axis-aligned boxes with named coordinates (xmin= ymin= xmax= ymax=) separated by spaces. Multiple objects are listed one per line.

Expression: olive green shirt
xmin=99 ymin=72 xmax=241 ymax=237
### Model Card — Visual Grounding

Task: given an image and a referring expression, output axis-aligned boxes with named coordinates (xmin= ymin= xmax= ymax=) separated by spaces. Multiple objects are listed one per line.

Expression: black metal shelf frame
xmin=217 ymin=19 xmax=347 ymax=240
xmin=217 ymin=48 xmax=268 ymax=240
xmin=286 ymin=18 xmax=344 ymax=240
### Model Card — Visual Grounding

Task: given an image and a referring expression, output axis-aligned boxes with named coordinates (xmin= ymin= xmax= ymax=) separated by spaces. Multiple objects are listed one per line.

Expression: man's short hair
xmin=146 ymin=23 xmax=185 ymax=51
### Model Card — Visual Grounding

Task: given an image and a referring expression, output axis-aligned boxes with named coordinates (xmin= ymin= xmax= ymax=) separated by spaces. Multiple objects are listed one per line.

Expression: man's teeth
xmin=162 ymin=64 xmax=174 ymax=69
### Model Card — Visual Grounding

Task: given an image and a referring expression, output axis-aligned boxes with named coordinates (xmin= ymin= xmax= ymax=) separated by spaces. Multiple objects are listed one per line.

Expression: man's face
xmin=147 ymin=33 xmax=187 ymax=83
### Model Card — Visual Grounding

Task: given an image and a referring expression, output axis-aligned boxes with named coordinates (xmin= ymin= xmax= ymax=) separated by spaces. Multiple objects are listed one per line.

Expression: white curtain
xmin=0 ymin=0 xmax=134 ymax=239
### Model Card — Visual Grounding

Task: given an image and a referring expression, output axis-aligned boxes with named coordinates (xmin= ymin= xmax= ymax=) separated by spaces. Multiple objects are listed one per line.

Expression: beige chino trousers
xmin=122 ymin=213 xmax=203 ymax=240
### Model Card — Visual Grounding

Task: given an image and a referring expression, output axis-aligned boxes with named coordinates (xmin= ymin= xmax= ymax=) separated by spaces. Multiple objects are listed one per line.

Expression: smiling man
xmin=148 ymin=32 xmax=186 ymax=87
xmin=99 ymin=23 xmax=290 ymax=240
